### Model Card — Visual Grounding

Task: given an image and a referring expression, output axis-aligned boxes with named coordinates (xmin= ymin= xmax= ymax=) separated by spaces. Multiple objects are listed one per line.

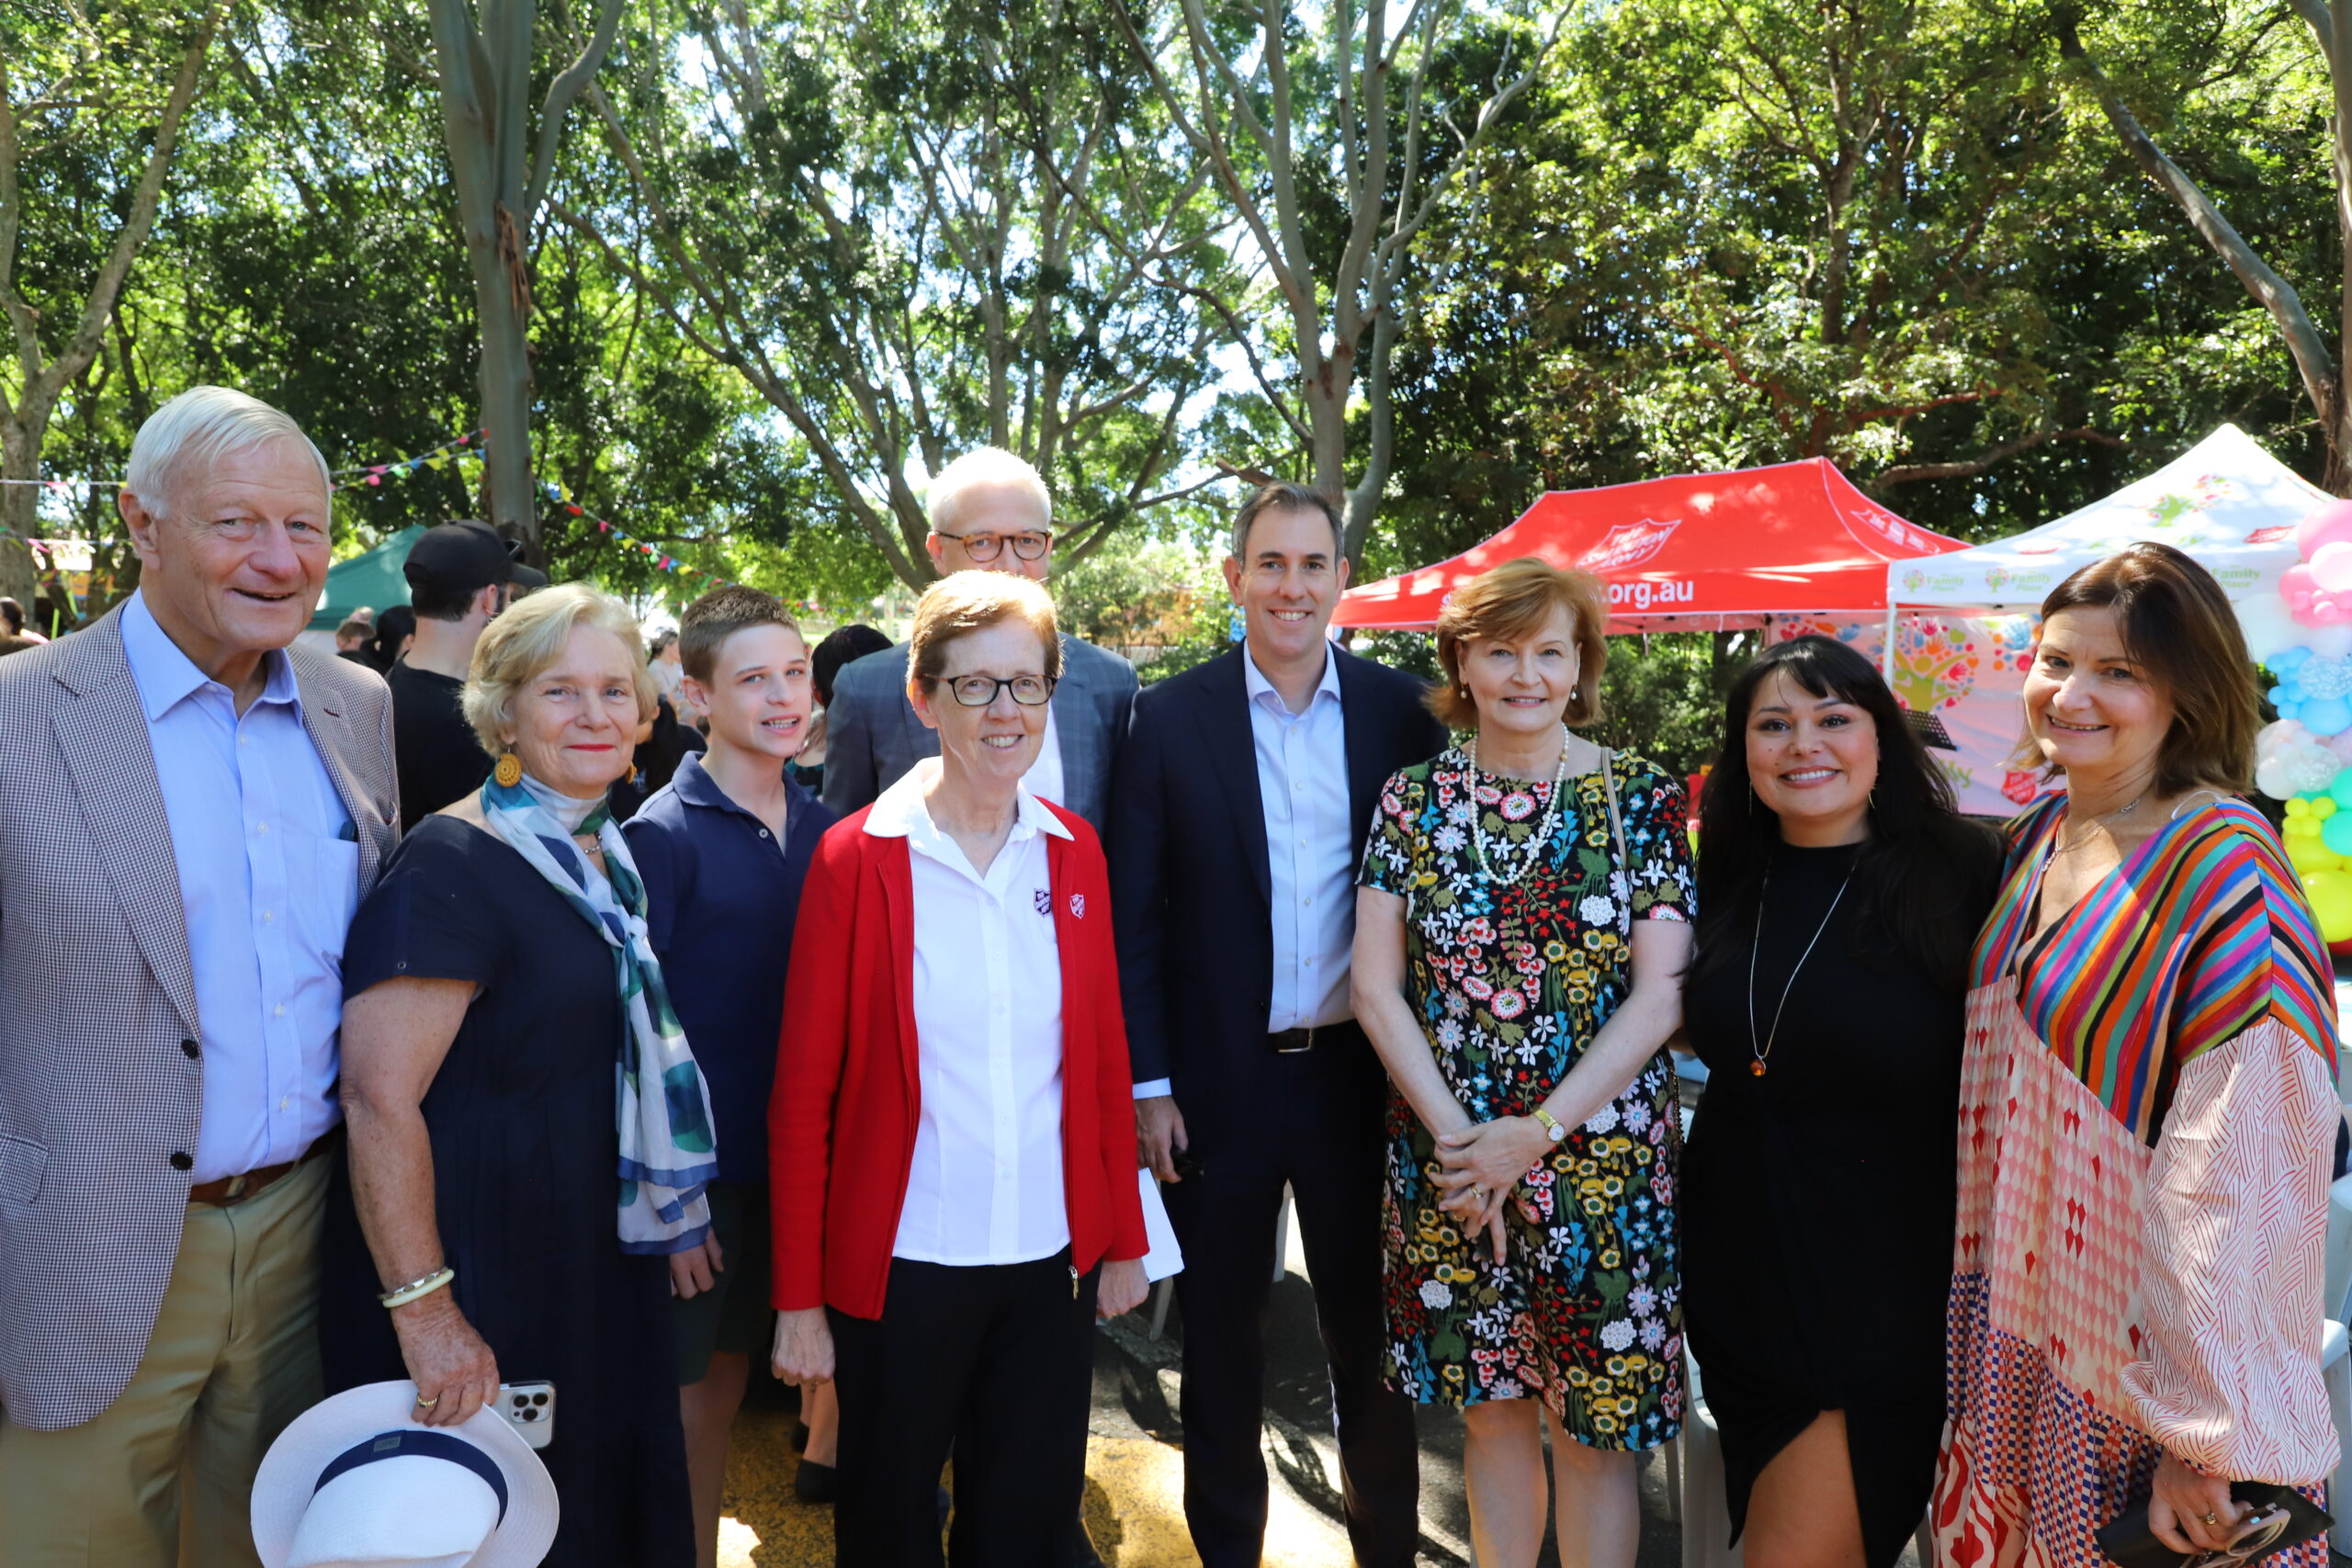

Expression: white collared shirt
xmin=866 ymin=761 xmax=1072 ymax=1266
xmin=1243 ymin=640 xmax=1354 ymax=1032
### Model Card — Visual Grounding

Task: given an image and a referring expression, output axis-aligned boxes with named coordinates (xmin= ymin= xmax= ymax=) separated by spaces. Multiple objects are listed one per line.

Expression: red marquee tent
xmin=1335 ymin=457 xmax=1969 ymax=633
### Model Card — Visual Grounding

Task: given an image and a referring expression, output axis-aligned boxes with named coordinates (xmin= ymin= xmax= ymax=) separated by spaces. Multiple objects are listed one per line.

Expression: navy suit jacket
xmin=1105 ymin=644 xmax=1447 ymax=1154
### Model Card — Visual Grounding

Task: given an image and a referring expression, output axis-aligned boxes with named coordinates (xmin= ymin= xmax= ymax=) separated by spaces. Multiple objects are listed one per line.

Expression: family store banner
xmin=1333 ymin=457 xmax=1968 ymax=634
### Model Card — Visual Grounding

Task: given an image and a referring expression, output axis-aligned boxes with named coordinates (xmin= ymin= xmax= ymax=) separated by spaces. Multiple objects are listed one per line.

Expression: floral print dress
xmin=1358 ymin=746 xmax=1693 ymax=1450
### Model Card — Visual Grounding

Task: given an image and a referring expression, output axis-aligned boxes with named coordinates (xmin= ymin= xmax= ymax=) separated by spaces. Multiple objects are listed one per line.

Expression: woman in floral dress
xmin=1354 ymin=558 xmax=1694 ymax=1568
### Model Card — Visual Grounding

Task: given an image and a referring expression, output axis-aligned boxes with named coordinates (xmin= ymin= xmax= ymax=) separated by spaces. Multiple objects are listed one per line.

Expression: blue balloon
xmin=2322 ymin=812 xmax=2352 ymax=858
xmin=2330 ymin=772 xmax=2352 ymax=812
xmin=2277 ymin=647 xmax=2315 ymax=674
xmin=2303 ymin=695 xmax=2352 ymax=737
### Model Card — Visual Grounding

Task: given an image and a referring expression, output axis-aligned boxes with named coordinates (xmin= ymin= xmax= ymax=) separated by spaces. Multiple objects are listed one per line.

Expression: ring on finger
xmin=413 ymin=1393 xmax=439 ymax=1408
xmin=1470 ymin=1185 xmax=1487 ymax=1202
xmin=2199 ymin=1513 xmax=2220 ymax=1526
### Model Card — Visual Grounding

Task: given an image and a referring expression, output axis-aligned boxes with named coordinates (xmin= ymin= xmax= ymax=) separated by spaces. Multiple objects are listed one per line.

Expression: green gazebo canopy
xmin=308 ymin=525 xmax=424 ymax=630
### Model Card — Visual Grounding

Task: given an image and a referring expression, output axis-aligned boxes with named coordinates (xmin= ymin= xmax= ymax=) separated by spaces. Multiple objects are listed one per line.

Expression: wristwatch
xmin=1532 ymin=1109 xmax=1568 ymax=1144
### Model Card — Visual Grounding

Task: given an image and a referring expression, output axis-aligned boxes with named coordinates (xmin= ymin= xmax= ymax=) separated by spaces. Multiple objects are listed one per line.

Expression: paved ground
xmin=711 ymin=1207 xmax=1690 ymax=1567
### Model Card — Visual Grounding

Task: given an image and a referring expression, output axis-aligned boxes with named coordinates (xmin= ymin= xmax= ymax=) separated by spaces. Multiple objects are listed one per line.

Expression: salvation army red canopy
xmin=1335 ymin=457 xmax=1969 ymax=633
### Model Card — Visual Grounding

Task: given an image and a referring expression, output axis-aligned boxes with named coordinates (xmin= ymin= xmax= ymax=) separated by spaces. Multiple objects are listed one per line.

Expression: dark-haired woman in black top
xmin=1681 ymin=636 xmax=2001 ymax=1568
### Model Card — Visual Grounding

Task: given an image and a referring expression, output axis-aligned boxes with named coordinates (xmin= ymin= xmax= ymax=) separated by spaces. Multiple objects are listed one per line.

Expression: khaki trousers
xmin=0 ymin=1153 xmax=329 ymax=1568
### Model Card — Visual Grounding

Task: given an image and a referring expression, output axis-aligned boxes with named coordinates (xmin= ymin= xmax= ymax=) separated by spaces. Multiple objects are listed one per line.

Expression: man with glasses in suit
xmin=820 ymin=447 xmax=1137 ymax=833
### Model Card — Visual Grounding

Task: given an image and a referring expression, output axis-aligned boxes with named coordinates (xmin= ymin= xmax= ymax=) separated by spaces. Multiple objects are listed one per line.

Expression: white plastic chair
xmin=2323 ymin=1171 xmax=2352 ymax=1553
xmin=1678 ymin=1350 xmax=1745 ymax=1568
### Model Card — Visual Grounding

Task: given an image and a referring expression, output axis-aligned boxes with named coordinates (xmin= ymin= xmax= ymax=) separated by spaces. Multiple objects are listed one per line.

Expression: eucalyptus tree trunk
xmin=424 ymin=0 xmax=622 ymax=553
xmin=2059 ymin=3 xmax=2352 ymax=490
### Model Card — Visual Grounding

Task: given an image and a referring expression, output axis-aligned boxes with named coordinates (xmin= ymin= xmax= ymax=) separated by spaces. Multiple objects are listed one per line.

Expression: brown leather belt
xmin=187 ymin=1126 xmax=340 ymax=1207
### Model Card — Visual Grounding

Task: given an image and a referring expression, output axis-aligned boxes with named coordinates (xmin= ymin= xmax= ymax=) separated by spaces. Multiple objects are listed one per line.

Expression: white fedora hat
xmin=252 ymin=1382 xmax=559 ymax=1568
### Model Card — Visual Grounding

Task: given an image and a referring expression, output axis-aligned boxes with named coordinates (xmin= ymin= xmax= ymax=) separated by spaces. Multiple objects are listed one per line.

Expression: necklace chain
xmin=1465 ymin=725 xmax=1571 ymax=886
xmin=1746 ymin=855 xmax=1859 ymax=1078
xmin=2053 ymin=790 xmax=2144 ymax=855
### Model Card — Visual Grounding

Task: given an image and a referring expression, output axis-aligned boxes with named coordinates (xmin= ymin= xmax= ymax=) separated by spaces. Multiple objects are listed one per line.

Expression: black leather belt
xmin=1270 ymin=1022 xmax=1355 ymax=1054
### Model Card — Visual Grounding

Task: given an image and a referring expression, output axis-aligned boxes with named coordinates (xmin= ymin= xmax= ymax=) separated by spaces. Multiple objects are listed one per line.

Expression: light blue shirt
xmin=120 ymin=592 xmax=355 ymax=1183
xmin=1246 ymin=640 xmax=1354 ymax=1032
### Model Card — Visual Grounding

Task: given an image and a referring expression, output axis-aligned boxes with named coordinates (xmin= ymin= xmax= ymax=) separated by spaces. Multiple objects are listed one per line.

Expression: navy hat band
xmin=312 ymin=1428 xmax=510 ymax=1524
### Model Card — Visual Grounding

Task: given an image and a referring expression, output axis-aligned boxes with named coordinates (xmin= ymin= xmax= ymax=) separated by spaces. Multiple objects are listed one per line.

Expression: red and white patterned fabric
xmin=1931 ymin=987 xmax=2337 ymax=1568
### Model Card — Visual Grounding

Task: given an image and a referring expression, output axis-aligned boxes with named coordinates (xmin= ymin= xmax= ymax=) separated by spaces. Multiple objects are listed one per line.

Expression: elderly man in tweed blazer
xmin=0 ymin=388 xmax=398 ymax=1568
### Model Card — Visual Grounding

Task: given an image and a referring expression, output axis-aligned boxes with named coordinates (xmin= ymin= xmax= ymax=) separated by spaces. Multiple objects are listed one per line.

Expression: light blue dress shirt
xmin=1246 ymin=641 xmax=1355 ymax=1032
xmin=120 ymin=592 xmax=355 ymax=1183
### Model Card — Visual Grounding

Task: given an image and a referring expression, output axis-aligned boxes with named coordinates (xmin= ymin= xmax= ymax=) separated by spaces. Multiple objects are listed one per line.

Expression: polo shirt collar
xmin=119 ymin=589 xmax=302 ymax=723
xmin=669 ymin=750 xmax=817 ymax=825
xmin=1242 ymin=637 xmax=1340 ymax=714
xmin=865 ymin=757 xmax=1073 ymax=845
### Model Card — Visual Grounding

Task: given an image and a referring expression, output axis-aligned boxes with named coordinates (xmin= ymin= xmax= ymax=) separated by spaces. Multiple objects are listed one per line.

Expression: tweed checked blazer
xmin=0 ymin=606 xmax=398 ymax=1429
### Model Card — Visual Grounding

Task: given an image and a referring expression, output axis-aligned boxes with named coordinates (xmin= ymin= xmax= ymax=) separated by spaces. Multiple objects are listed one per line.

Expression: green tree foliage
xmin=1376 ymin=0 xmax=2337 ymax=574
xmin=0 ymin=0 xmax=227 ymax=604
xmin=565 ymin=0 xmax=1238 ymax=589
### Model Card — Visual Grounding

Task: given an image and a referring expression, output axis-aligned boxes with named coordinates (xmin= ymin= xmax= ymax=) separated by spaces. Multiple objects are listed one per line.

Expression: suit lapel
xmin=1049 ymin=635 xmax=1094 ymax=818
xmin=1334 ymin=648 xmax=1387 ymax=853
xmin=49 ymin=616 xmax=201 ymax=1036
xmin=290 ymin=661 xmax=382 ymax=891
xmin=1201 ymin=649 xmax=1272 ymax=905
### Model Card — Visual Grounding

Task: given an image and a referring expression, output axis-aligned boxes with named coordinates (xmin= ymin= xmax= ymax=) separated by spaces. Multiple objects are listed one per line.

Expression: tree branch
xmin=2053 ymin=8 xmax=2340 ymax=428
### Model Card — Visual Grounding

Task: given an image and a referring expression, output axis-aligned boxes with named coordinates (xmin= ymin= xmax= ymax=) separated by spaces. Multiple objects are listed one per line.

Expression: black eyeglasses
xmin=938 ymin=529 xmax=1053 ymax=562
xmin=934 ymin=673 xmax=1057 ymax=707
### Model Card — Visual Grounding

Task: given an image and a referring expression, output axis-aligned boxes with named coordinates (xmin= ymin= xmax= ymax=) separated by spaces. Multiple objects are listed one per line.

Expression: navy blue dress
xmin=319 ymin=816 xmax=693 ymax=1568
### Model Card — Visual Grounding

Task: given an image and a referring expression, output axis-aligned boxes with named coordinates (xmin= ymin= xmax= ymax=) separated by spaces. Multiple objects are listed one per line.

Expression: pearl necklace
xmin=1465 ymin=725 xmax=1570 ymax=886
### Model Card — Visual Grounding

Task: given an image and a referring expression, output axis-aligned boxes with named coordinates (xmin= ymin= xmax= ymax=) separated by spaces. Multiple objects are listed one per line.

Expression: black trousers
xmin=1162 ymin=1027 xmax=1420 ymax=1568
xmin=831 ymin=1250 xmax=1099 ymax=1567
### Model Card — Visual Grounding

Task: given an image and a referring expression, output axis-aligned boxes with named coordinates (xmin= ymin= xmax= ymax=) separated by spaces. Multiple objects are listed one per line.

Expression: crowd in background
xmin=0 ymin=384 xmax=2342 ymax=1568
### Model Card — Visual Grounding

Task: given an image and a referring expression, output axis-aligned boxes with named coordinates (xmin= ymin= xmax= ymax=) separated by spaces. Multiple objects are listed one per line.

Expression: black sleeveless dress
xmin=318 ymin=816 xmax=693 ymax=1568
xmin=1680 ymin=840 xmax=1976 ymax=1568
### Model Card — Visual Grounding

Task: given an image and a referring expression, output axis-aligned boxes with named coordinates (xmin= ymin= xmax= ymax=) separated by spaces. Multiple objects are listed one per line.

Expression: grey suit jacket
xmin=0 ymin=608 xmax=398 ymax=1428
xmin=820 ymin=634 xmax=1138 ymax=831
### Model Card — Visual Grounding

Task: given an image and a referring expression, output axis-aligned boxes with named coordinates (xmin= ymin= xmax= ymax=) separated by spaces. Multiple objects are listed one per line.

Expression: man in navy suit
xmin=820 ymin=446 xmax=1136 ymax=832
xmin=1108 ymin=482 xmax=1447 ymax=1567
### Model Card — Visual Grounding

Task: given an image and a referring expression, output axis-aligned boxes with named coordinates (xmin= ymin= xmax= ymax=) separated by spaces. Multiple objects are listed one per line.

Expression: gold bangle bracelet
xmin=379 ymin=1267 xmax=455 ymax=1309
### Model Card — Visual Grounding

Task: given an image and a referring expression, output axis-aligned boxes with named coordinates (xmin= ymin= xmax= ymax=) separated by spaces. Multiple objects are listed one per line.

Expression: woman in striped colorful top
xmin=1934 ymin=543 xmax=2340 ymax=1568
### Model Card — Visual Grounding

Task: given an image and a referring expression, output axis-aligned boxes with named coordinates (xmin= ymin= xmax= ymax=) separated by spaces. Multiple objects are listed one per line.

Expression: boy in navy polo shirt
xmin=622 ymin=587 xmax=841 ymax=1559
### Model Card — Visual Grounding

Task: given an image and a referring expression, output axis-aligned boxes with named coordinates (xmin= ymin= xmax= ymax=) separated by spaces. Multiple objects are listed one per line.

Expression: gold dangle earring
xmin=494 ymin=748 xmax=524 ymax=787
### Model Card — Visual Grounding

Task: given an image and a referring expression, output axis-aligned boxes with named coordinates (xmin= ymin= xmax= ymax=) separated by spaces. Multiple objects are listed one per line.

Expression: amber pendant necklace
xmin=1746 ymin=857 xmax=1858 ymax=1077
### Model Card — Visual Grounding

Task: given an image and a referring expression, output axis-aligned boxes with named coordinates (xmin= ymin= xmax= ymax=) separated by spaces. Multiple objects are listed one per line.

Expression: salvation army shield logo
xmin=1069 ymin=894 xmax=1087 ymax=919
xmin=1575 ymin=517 xmax=1681 ymax=574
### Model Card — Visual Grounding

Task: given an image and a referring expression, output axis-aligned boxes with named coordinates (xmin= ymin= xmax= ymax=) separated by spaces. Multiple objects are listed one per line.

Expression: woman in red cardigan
xmin=768 ymin=570 xmax=1149 ymax=1564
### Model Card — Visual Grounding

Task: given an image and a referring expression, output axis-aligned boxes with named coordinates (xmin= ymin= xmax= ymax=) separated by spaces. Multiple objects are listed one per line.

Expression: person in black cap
xmin=387 ymin=521 xmax=546 ymax=828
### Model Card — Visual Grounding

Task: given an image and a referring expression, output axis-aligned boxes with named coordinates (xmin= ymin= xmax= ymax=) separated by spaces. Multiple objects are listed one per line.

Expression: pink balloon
xmin=2313 ymin=541 xmax=2352 ymax=594
xmin=2325 ymin=728 xmax=2352 ymax=762
xmin=2286 ymin=563 xmax=2324 ymax=618
xmin=2300 ymin=499 xmax=2352 ymax=557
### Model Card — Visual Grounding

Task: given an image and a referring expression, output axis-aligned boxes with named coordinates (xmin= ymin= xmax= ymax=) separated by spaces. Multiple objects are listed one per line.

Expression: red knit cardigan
xmin=768 ymin=800 xmax=1148 ymax=1317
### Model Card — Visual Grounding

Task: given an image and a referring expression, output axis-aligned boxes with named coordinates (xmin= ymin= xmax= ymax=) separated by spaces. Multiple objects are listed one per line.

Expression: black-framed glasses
xmin=939 ymin=529 xmax=1053 ymax=562
xmin=936 ymin=673 xmax=1057 ymax=707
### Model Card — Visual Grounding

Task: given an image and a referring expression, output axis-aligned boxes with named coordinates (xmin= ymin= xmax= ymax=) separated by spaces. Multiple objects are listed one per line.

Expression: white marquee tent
xmin=1783 ymin=425 xmax=2333 ymax=817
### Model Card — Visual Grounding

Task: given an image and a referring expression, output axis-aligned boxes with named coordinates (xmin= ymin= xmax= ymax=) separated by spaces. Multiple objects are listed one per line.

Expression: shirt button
xmin=1303 ymin=897 xmax=1312 ymax=907
xmin=254 ymin=821 xmax=266 ymax=834
xmin=274 ymin=1004 xmax=286 ymax=1018
xmin=180 ymin=1038 xmax=200 ymax=1059
xmin=169 ymin=1151 xmax=193 ymax=1171
xmin=759 ymin=829 xmax=771 ymax=839
xmin=261 ymin=911 xmax=275 ymax=924
xmin=279 ymin=1096 xmax=289 ymax=1111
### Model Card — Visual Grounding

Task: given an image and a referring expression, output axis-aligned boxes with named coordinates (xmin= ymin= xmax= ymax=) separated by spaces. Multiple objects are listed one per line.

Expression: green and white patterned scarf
xmin=480 ymin=773 xmax=718 ymax=1254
